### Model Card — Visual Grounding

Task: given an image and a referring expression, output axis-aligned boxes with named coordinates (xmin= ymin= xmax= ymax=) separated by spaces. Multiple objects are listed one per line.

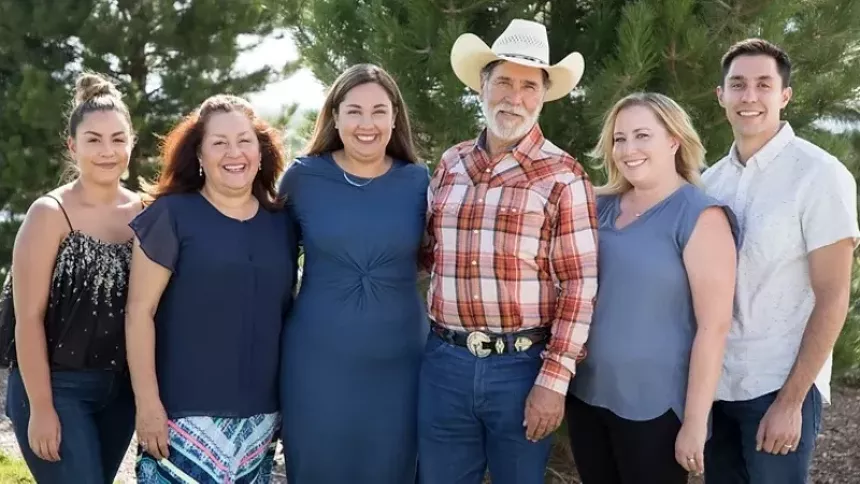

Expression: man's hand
xmin=523 ymin=385 xmax=565 ymax=442
xmin=756 ymin=398 xmax=803 ymax=455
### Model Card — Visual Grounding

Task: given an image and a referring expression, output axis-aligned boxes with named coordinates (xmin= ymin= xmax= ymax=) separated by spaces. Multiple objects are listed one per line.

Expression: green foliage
xmin=0 ymin=452 xmax=34 ymax=483
xmin=284 ymin=0 xmax=860 ymax=174
xmin=835 ymin=257 xmax=860 ymax=384
xmin=0 ymin=0 xmax=295 ymax=271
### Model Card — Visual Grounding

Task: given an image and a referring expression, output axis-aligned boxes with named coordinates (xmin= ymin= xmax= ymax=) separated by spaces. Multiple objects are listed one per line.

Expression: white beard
xmin=481 ymin=96 xmax=542 ymax=142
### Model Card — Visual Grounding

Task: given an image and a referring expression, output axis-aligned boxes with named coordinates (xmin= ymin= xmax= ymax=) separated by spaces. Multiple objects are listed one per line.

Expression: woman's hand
xmin=28 ymin=404 xmax=61 ymax=461
xmin=136 ymin=399 xmax=170 ymax=460
xmin=675 ymin=420 xmax=706 ymax=476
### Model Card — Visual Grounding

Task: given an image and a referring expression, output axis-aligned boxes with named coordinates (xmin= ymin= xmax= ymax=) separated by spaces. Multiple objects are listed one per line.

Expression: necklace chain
xmin=343 ymin=172 xmax=374 ymax=187
xmin=335 ymin=152 xmax=387 ymax=188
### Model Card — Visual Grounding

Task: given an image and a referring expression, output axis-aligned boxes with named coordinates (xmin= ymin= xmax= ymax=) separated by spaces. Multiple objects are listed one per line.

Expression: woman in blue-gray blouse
xmin=277 ymin=64 xmax=428 ymax=483
xmin=125 ymin=94 xmax=297 ymax=482
xmin=566 ymin=93 xmax=739 ymax=484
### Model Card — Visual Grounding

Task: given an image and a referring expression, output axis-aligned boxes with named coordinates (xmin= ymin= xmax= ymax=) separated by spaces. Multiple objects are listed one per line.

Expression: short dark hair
xmin=480 ymin=60 xmax=552 ymax=90
xmin=721 ymin=38 xmax=792 ymax=88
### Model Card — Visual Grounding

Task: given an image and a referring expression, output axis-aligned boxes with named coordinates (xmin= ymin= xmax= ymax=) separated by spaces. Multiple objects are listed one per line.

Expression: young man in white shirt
xmin=702 ymin=38 xmax=859 ymax=484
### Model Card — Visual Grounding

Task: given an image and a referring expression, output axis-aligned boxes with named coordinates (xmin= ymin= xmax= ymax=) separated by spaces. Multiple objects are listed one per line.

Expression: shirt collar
xmin=474 ymin=124 xmax=550 ymax=169
xmin=728 ymin=121 xmax=795 ymax=170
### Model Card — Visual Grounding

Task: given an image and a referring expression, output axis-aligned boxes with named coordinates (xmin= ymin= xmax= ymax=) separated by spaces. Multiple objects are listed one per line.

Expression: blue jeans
xmin=417 ymin=332 xmax=552 ymax=484
xmin=704 ymin=386 xmax=822 ymax=484
xmin=5 ymin=368 xmax=136 ymax=484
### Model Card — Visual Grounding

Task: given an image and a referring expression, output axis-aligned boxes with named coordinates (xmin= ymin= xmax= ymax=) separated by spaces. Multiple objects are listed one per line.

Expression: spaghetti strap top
xmin=45 ymin=194 xmax=73 ymax=230
xmin=0 ymin=195 xmax=133 ymax=370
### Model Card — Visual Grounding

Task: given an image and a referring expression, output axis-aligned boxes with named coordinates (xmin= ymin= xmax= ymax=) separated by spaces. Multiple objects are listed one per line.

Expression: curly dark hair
xmin=145 ymin=94 xmax=286 ymax=210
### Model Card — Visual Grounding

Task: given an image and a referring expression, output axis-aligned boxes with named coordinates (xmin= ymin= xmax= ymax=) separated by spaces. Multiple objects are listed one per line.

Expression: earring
xmin=199 ymin=164 xmax=203 ymax=177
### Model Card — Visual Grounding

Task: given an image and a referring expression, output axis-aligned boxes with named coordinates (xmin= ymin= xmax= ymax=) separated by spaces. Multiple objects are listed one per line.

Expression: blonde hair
xmin=590 ymin=92 xmax=706 ymax=195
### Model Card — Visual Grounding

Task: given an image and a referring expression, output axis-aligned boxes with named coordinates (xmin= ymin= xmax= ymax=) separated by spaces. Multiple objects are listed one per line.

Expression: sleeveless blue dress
xmin=278 ymin=153 xmax=430 ymax=483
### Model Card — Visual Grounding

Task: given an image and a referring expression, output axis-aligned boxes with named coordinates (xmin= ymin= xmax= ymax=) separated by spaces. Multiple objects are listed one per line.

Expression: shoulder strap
xmin=43 ymin=194 xmax=73 ymax=231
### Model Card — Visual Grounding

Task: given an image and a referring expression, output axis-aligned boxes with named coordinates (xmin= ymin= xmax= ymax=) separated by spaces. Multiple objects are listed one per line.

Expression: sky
xmin=234 ymin=31 xmax=326 ymax=119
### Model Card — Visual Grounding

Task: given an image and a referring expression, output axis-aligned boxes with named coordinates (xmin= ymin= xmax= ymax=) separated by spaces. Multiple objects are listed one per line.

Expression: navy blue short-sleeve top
xmin=129 ymin=192 xmax=298 ymax=419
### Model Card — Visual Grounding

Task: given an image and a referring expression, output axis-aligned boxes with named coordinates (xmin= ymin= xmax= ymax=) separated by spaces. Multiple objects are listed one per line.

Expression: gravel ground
xmin=0 ymin=368 xmax=857 ymax=483
xmin=541 ymin=385 xmax=860 ymax=484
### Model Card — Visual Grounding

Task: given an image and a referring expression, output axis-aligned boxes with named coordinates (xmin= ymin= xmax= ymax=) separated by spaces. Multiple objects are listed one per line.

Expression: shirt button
xmin=485 ymin=168 xmax=490 ymax=173
xmin=471 ymin=260 xmax=477 ymax=265
xmin=473 ymin=230 xmax=479 ymax=234
xmin=477 ymin=199 xmax=483 ymax=203
xmin=473 ymin=295 xmax=479 ymax=300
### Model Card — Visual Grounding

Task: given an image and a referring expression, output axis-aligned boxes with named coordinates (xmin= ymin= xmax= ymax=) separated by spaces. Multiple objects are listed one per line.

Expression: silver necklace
xmin=342 ymin=171 xmax=374 ymax=187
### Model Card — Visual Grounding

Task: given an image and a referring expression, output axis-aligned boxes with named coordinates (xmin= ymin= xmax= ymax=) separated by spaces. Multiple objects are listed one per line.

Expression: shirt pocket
xmin=487 ymin=187 xmax=547 ymax=261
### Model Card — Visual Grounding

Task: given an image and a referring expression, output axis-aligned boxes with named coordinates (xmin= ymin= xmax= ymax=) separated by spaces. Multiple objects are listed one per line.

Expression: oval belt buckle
xmin=466 ymin=331 xmax=491 ymax=358
xmin=514 ymin=336 xmax=533 ymax=352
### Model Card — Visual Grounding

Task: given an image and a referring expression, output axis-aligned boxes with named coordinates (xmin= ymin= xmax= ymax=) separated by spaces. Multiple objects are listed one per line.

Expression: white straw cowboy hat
xmin=450 ymin=19 xmax=585 ymax=102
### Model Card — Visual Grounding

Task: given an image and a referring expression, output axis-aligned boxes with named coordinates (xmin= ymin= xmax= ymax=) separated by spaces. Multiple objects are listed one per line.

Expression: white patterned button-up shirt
xmin=703 ymin=122 xmax=859 ymax=404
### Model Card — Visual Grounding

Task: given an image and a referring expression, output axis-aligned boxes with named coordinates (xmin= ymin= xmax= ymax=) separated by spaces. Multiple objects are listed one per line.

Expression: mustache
xmin=493 ymin=103 xmax=529 ymax=117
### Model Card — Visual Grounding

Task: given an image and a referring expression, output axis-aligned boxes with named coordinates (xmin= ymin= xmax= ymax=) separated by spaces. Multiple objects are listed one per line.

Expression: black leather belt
xmin=430 ymin=321 xmax=549 ymax=358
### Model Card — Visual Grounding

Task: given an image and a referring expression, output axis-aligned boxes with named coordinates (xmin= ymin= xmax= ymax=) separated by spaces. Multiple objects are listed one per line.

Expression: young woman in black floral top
xmin=1 ymin=72 xmax=141 ymax=482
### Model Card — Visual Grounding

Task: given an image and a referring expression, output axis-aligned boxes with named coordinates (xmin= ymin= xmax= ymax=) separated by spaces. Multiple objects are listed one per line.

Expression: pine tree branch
xmin=427 ymin=0 xmax=497 ymax=16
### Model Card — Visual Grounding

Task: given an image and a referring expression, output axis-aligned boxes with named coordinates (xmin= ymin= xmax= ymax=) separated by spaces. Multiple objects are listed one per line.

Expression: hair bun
xmin=73 ymin=73 xmax=121 ymax=105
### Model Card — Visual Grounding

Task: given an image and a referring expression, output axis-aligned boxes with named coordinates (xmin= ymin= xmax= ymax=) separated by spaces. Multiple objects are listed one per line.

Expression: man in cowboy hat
xmin=418 ymin=18 xmax=599 ymax=484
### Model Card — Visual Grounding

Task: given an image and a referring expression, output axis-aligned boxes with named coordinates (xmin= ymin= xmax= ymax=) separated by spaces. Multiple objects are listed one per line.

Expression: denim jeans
xmin=417 ymin=332 xmax=552 ymax=484
xmin=5 ymin=368 xmax=135 ymax=484
xmin=704 ymin=386 xmax=822 ymax=484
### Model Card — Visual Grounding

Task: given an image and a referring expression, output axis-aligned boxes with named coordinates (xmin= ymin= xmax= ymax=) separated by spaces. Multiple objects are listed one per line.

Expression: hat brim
xmin=450 ymin=33 xmax=584 ymax=102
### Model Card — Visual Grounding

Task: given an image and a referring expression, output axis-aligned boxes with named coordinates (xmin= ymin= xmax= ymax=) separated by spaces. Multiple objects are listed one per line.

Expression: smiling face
xmin=199 ymin=110 xmax=261 ymax=193
xmin=68 ymin=110 xmax=133 ymax=186
xmin=480 ymin=61 xmax=545 ymax=143
xmin=334 ymin=82 xmax=394 ymax=162
xmin=611 ymin=104 xmax=679 ymax=190
xmin=717 ymin=54 xmax=791 ymax=144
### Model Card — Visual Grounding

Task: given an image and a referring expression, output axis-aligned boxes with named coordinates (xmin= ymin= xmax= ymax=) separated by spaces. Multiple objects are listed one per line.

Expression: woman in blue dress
xmin=278 ymin=63 xmax=429 ymax=483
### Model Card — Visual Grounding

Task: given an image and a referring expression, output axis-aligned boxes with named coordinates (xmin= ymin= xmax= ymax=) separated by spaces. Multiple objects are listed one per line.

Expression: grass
xmin=0 ymin=452 xmax=33 ymax=483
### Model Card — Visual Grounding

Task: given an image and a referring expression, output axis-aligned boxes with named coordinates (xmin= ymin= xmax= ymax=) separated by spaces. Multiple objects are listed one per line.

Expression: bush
xmin=833 ymin=257 xmax=860 ymax=385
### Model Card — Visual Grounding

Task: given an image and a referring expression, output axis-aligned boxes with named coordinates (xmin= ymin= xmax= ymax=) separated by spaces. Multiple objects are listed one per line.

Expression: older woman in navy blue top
xmin=278 ymin=64 xmax=429 ymax=483
xmin=566 ymin=93 xmax=739 ymax=484
xmin=125 ymin=95 xmax=297 ymax=483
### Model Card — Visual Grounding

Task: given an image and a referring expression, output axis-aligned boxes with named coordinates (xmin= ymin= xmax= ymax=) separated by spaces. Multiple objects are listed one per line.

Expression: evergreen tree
xmin=0 ymin=0 xmax=89 ymax=276
xmin=285 ymin=0 xmax=860 ymax=178
xmin=0 ymin=0 xmax=296 ymax=271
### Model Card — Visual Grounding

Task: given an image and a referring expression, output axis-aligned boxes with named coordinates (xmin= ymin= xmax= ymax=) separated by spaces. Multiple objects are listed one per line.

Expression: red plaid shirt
xmin=422 ymin=125 xmax=599 ymax=395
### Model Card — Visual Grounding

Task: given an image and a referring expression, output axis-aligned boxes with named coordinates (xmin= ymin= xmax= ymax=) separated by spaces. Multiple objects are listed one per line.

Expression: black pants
xmin=566 ymin=395 xmax=688 ymax=484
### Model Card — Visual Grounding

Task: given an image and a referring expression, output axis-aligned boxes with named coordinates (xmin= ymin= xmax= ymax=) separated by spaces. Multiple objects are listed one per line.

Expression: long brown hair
xmin=144 ymin=95 xmax=286 ymax=210
xmin=304 ymin=64 xmax=420 ymax=163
